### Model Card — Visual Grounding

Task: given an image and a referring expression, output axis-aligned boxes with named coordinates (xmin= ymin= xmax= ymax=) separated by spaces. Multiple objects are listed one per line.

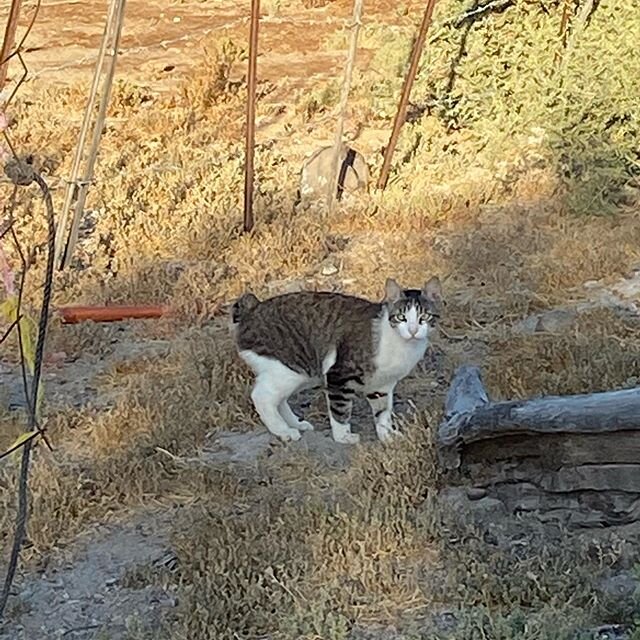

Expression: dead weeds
xmin=1 ymin=0 xmax=640 ymax=637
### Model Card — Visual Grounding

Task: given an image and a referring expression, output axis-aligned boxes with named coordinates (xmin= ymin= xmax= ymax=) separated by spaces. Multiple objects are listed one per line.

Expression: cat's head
xmin=383 ymin=277 xmax=442 ymax=341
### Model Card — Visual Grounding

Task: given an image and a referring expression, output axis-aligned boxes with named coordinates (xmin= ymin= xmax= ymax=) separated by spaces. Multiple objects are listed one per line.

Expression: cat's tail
xmin=230 ymin=292 xmax=260 ymax=326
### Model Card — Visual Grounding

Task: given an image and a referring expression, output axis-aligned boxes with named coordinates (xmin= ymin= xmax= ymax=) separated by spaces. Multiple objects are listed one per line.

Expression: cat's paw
xmin=333 ymin=431 xmax=360 ymax=445
xmin=296 ymin=420 xmax=315 ymax=432
xmin=376 ymin=424 xmax=403 ymax=443
xmin=273 ymin=427 xmax=303 ymax=442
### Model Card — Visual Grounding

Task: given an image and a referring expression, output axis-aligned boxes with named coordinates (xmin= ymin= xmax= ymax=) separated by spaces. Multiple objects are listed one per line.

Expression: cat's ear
xmin=384 ymin=278 xmax=402 ymax=303
xmin=423 ymin=276 xmax=442 ymax=304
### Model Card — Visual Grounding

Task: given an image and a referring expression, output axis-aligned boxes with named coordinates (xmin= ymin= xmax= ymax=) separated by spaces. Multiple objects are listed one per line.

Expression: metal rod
xmin=0 ymin=0 xmax=22 ymax=94
xmin=554 ymin=0 xmax=572 ymax=67
xmin=54 ymin=0 xmax=118 ymax=269
xmin=243 ymin=0 xmax=260 ymax=233
xmin=326 ymin=0 xmax=363 ymax=214
xmin=60 ymin=0 xmax=126 ymax=270
xmin=376 ymin=0 xmax=438 ymax=191
xmin=559 ymin=0 xmax=571 ymax=47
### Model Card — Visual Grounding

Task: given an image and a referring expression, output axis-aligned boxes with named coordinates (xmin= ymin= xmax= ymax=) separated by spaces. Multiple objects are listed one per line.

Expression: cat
xmin=230 ymin=277 xmax=442 ymax=444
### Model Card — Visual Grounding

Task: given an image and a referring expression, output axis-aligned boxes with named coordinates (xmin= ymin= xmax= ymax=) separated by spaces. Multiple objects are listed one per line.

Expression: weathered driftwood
xmin=438 ymin=365 xmax=640 ymax=528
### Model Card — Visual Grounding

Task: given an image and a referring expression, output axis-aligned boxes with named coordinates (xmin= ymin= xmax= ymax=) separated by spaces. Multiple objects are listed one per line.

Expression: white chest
xmin=369 ymin=321 xmax=427 ymax=390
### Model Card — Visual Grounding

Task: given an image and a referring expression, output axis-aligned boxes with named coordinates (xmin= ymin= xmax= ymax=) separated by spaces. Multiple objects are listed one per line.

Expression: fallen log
xmin=437 ymin=365 xmax=640 ymax=528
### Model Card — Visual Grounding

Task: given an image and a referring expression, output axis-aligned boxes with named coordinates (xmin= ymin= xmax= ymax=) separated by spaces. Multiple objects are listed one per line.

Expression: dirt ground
xmin=1 ymin=0 xmax=640 ymax=638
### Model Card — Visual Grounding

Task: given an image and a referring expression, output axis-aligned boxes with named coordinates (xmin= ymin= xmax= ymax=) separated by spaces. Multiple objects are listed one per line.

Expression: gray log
xmin=438 ymin=365 xmax=640 ymax=469
xmin=438 ymin=365 xmax=640 ymax=527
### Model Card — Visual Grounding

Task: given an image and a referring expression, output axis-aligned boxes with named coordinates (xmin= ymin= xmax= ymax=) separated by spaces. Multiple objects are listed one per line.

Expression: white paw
xmin=376 ymin=424 xmax=403 ymax=443
xmin=296 ymin=420 xmax=315 ymax=432
xmin=333 ymin=431 xmax=360 ymax=445
xmin=273 ymin=427 xmax=302 ymax=442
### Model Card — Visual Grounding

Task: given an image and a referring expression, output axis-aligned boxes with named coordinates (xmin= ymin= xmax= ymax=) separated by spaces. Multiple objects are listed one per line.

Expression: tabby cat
xmin=230 ymin=277 xmax=442 ymax=444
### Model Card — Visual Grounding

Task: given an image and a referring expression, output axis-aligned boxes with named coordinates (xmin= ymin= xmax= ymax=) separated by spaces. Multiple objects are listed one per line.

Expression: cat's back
xmin=235 ymin=290 xmax=380 ymax=336
xmin=232 ymin=290 xmax=381 ymax=374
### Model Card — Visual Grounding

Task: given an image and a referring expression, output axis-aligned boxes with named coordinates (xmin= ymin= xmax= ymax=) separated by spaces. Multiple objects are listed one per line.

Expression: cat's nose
xmin=408 ymin=324 xmax=419 ymax=336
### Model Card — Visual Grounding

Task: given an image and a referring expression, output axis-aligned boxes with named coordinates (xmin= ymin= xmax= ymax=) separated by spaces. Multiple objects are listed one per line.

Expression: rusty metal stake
xmin=0 ymin=0 xmax=22 ymax=95
xmin=243 ymin=0 xmax=260 ymax=233
xmin=554 ymin=0 xmax=572 ymax=66
xmin=377 ymin=0 xmax=438 ymax=191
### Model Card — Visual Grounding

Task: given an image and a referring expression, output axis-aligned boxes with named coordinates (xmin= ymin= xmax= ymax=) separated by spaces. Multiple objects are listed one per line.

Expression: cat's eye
xmin=395 ymin=313 xmax=407 ymax=322
xmin=420 ymin=313 xmax=434 ymax=325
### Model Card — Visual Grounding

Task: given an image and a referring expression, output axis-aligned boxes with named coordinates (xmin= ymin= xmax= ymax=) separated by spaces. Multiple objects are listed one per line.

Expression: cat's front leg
xmin=278 ymin=400 xmax=314 ymax=431
xmin=366 ymin=386 xmax=402 ymax=442
xmin=325 ymin=375 xmax=359 ymax=444
xmin=326 ymin=392 xmax=359 ymax=444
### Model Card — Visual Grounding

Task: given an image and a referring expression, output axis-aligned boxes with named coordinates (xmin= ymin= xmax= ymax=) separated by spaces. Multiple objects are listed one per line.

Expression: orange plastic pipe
xmin=57 ymin=305 xmax=170 ymax=324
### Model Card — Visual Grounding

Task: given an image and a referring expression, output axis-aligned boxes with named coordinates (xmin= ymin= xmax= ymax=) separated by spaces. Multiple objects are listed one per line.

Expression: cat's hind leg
xmin=278 ymin=400 xmax=314 ymax=431
xmin=241 ymin=351 xmax=309 ymax=442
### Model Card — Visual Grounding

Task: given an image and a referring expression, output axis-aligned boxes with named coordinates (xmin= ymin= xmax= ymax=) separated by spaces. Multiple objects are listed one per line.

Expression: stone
xmin=298 ymin=143 xmax=369 ymax=208
xmin=320 ymin=263 xmax=339 ymax=276
xmin=438 ymin=487 xmax=508 ymax=523
xmin=597 ymin=572 xmax=639 ymax=599
xmin=516 ymin=308 xmax=578 ymax=334
xmin=466 ymin=487 xmax=488 ymax=501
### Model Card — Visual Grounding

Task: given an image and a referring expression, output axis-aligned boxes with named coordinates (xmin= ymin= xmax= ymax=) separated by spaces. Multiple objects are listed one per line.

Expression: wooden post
xmin=326 ymin=0 xmax=363 ymax=214
xmin=61 ymin=0 xmax=126 ymax=269
xmin=54 ymin=0 xmax=118 ymax=268
xmin=377 ymin=0 xmax=438 ymax=191
xmin=0 ymin=0 xmax=22 ymax=95
xmin=243 ymin=0 xmax=260 ymax=233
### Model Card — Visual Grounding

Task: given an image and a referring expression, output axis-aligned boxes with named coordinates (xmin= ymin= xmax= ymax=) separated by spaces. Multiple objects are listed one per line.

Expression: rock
xmin=466 ymin=487 xmax=488 ymax=501
xmin=585 ymin=625 xmax=628 ymax=640
xmin=611 ymin=272 xmax=640 ymax=299
xmin=265 ymin=278 xmax=306 ymax=296
xmin=320 ymin=263 xmax=339 ymax=276
xmin=516 ymin=308 xmax=578 ymax=334
xmin=204 ymin=430 xmax=274 ymax=465
xmin=433 ymin=610 xmax=458 ymax=633
xmin=438 ymin=487 xmax=508 ymax=523
xmin=597 ymin=572 xmax=639 ymax=599
xmin=298 ymin=143 xmax=369 ymax=208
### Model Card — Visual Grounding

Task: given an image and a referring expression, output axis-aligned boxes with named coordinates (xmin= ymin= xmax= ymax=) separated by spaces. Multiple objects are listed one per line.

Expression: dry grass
xmin=1 ymin=0 xmax=640 ymax=637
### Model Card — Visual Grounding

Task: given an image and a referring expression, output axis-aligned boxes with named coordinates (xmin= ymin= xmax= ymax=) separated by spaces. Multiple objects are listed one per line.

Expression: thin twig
xmin=0 ymin=430 xmax=40 ymax=463
xmin=0 ymin=314 xmax=21 ymax=345
xmin=451 ymin=0 xmax=514 ymax=29
xmin=0 ymin=440 xmax=32 ymax=617
xmin=0 ymin=0 xmax=22 ymax=92
xmin=0 ymin=169 xmax=56 ymax=620
xmin=4 ymin=0 xmax=41 ymax=67
xmin=0 ymin=4 xmax=58 ymax=622
xmin=0 ymin=0 xmax=42 ymax=70
xmin=10 ymin=221 xmax=33 ymax=418
xmin=0 ymin=217 xmax=14 ymax=240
